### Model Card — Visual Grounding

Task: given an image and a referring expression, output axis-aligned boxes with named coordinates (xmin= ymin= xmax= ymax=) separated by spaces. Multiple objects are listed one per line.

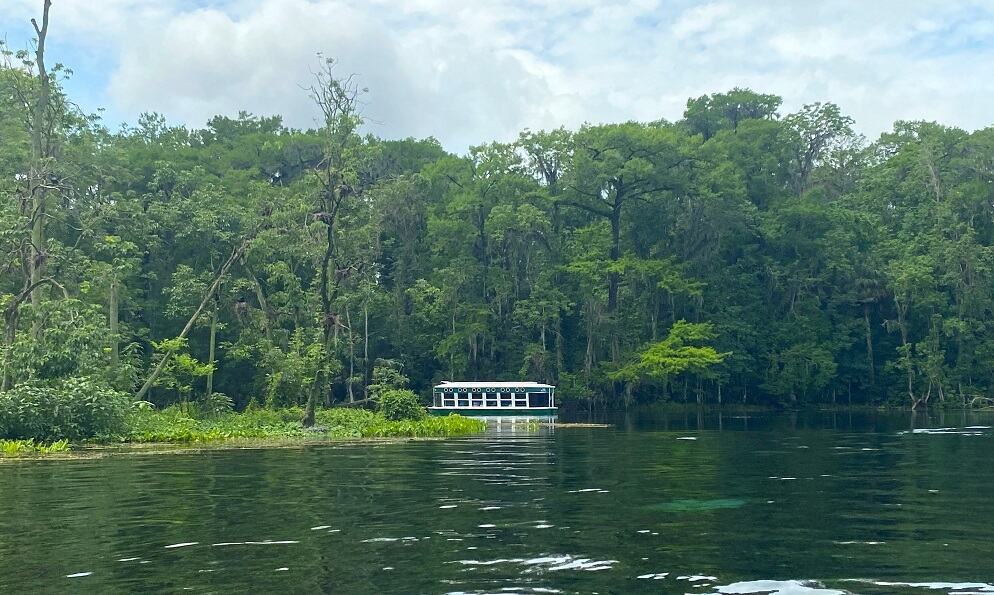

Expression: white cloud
xmin=1 ymin=0 xmax=993 ymax=151
xmin=101 ymin=0 xmax=577 ymax=150
xmin=672 ymin=2 xmax=753 ymax=44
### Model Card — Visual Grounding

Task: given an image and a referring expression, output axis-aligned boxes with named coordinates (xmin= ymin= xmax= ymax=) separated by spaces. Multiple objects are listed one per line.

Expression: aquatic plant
xmin=119 ymin=406 xmax=483 ymax=444
xmin=0 ymin=439 xmax=71 ymax=457
xmin=123 ymin=406 xmax=310 ymax=443
xmin=361 ymin=414 xmax=485 ymax=438
xmin=644 ymin=498 xmax=747 ymax=512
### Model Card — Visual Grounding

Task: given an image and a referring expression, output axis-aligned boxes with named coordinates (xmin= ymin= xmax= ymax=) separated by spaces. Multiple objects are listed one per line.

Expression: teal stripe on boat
xmin=428 ymin=407 xmax=558 ymax=417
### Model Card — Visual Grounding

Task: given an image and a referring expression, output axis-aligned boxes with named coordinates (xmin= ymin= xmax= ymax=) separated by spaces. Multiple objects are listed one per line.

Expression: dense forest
xmin=3 ymin=10 xmax=994 ymax=413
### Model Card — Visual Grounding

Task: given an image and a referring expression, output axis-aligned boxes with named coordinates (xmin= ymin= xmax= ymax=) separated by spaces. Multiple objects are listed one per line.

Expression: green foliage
xmin=120 ymin=406 xmax=480 ymax=443
xmin=763 ymin=342 xmax=838 ymax=401
xmin=147 ymin=338 xmax=214 ymax=403
xmin=315 ymin=407 xmax=382 ymax=437
xmin=124 ymin=406 xmax=308 ymax=443
xmin=3 ymin=23 xmax=994 ymax=412
xmin=377 ymin=388 xmax=427 ymax=421
xmin=684 ymin=88 xmax=782 ymax=139
xmin=201 ymin=392 xmax=234 ymax=416
xmin=368 ymin=361 xmax=411 ymax=400
xmin=361 ymin=414 xmax=485 ymax=437
xmin=0 ymin=438 xmax=71 ymax=457
xmin=3 ymin=300 xmax=113 ymax=384
xmin=0 ymin=378 xmax=132 ymax=441
xmin=611 ymin=322 xmax=728 ymax=386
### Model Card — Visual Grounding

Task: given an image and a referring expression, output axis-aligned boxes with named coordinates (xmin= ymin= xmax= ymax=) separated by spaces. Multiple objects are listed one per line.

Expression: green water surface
xmin=2 ymin=408 xmax=993 ymax=594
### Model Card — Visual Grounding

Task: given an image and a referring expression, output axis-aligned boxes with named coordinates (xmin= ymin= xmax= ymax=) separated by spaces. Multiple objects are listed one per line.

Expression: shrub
xmin=367 ymin=361 xmax=411 ymax=400
xmin=201 ymin=392 xmax=234 ymax=417
xmin=377 ymin=389 xmax=427 ymax=421
xmin=0 ymin=377 xmax=133 ymax=442
xmin=315 ymin=407 xmax=380 ymax=437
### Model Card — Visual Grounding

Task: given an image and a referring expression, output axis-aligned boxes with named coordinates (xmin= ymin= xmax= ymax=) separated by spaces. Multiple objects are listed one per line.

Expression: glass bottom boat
xmin=428 ymin=381 xmax=557 ymax=417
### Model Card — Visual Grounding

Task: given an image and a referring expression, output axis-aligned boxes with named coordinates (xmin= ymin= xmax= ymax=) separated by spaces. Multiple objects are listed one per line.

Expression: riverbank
xmin=0 ymin=407 xmax=486 ymax=460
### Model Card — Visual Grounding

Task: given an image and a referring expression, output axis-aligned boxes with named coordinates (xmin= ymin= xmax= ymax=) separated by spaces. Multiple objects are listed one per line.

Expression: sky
xmin=2 ymin=0 xmax=994 ymax=152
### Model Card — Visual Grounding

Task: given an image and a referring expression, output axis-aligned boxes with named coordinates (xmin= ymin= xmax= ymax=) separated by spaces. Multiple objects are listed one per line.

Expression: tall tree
xmin=565 ymin=122 xmax=697 ymax=313
xmin=302 ymin=58 xmax=366 ymax=426
xmin=684 ymin=88 xmax=782 ymax=140
xmin=27 ymin=0 xmax=53 ymax=340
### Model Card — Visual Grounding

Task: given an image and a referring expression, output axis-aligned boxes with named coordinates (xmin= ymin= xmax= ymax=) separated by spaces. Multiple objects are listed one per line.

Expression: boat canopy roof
xmin=434 ymin=381 xmax=554 ymax=389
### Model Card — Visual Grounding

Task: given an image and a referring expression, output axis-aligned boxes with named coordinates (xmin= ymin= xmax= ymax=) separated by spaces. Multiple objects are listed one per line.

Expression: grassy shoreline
xmin=0 ymin=407 xmax=486 ymax=460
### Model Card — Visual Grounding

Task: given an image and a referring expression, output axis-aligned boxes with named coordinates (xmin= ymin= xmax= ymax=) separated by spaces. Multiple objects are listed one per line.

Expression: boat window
xmin=530 ymin=392 xmax=550 ymax=407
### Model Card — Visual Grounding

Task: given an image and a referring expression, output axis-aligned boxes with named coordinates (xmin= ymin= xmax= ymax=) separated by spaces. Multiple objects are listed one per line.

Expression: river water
xmin=2 ymin=408 xmax=994 ymax=594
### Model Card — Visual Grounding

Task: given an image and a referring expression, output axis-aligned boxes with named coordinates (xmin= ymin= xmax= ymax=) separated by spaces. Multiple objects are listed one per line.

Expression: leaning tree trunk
xmin=245 ymin=265 xmax=273 ymax=342
xmin=136 ymin=241 xmax=248 ymax=401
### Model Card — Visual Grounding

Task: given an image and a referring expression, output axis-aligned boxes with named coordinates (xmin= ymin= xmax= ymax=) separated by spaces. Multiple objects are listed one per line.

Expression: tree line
xmin=3 ymin=4 xmax=993 ymax=412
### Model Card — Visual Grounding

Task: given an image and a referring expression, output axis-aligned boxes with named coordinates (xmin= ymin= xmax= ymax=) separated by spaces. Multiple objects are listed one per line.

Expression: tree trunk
xmin=478 ymin=205 xmax=489 ymax=302
xmin=895 ymin=298 xmax=915 ymax=406
xmin=306 ymin=198 xmax=337 ymax=427
xmin=245 ymin=265 xmax=273 ymax=342
xmin=109 ymin=279 xmax=120 ymax=366
xmin=28 ymin=0 xmax=53 ymax=341
xmin=585 ymin=303 xmax=595 ymax=376
xmin=1 ymin=307 xmax=20 ymax=392
xmin=363 ymin=302 xmax=370 ymax=397
xmin=449 ymin=311 xmax=456 ymax=379
xmin=346 ymin=306 xmax=354 ymax=403
xmin=863 ymin=302 xmax=875 ymax=386
xmin=651 ymin=302 xmax=658 ymax=342
xmin=607 ymin=194 xmax=623 ymax=312
xmin=205 ymin=304 xmax=217 ymax=398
